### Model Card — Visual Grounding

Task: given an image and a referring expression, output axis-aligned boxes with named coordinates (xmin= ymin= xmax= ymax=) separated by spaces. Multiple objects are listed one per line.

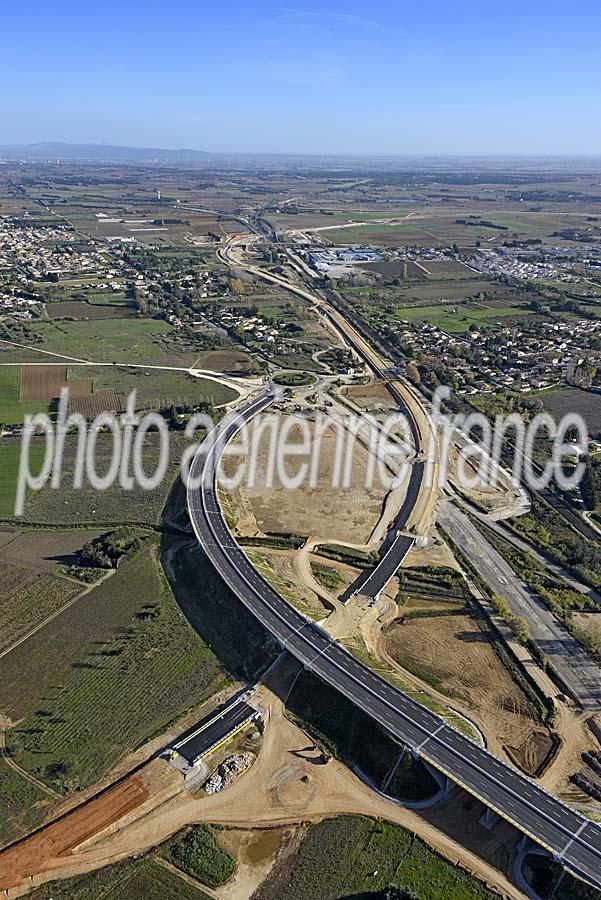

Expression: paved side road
xmin=438 ymin=500 xmax=601 ymax=710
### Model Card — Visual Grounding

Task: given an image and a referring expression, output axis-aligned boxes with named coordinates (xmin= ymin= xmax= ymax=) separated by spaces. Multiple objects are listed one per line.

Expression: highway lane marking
xmin=189 ymin=393 xmax=601 ymax=880
xmin=560 ymin=821 xmax=588 ymax=858
xmin=415 ymin=723 xmax=445 ymax=752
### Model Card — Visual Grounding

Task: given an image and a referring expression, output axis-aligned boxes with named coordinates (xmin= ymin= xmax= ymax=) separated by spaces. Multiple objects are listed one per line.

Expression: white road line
xmin=561 ymin=821 xmax=588 ymax=857
xmin=186 ymin=392 xmax=601 ymax=883
xmin=415 ymin=723 xmax=445 ymax=752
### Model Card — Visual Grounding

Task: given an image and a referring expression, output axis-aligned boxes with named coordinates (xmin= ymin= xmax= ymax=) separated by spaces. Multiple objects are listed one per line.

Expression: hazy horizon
xmin=1 ymin=142 xmax=601 ymax=165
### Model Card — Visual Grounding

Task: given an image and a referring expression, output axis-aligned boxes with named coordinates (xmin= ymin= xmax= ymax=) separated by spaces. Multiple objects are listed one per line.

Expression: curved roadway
xmin=187 ymin=392 xmax=601 ymax=890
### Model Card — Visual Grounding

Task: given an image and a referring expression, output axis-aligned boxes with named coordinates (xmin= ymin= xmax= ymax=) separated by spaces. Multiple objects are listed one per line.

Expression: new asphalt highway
xmin=187 ymin=391 xmax=601 ymax=889
xmin=174 ymin=697 xmax=257 ymax=765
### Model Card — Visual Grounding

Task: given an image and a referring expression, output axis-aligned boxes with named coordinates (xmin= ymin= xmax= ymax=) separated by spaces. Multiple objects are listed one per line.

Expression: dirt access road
xmin=0 ymin=673 xmax=526 ymax=900
xmin=217 ymin=235 xmax=439 ymax=539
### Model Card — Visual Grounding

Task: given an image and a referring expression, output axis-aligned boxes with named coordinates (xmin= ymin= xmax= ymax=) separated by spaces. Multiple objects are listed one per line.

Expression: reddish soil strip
xmin=0 ymin=776 xmax=148 ymax=891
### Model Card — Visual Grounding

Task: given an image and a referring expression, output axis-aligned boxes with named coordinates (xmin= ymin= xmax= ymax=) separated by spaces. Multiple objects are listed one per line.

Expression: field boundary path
xmin=0 ymin=731 xmax=60 ymax=800
xmin=0 ymin=571 xmax=114 ymax=663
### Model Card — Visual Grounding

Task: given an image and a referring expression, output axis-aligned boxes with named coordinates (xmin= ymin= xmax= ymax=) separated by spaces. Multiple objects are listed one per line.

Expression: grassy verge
xmin=508 ymin=494 xmax=601 ymax=591
xmin=475 ymin=517 xmax=596 ymax=622
xmin=310 ymin=561 xmax=344 ymax=592
xmin=247 ymin=551 xmax=321 ymax=620
xmin=160 ymin=518 xmax=278 ymax=681
xmin=341 ymin=634 xmax=480 ymax=741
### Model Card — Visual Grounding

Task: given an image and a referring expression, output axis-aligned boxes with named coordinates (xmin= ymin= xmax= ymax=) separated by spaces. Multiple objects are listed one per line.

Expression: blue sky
xmin=1 ymin=0 xmax=600 ymax=154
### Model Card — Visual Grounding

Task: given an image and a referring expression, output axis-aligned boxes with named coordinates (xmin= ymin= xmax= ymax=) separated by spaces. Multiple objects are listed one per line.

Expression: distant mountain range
xmin=0 ymin=142 xmax=211 ymax=163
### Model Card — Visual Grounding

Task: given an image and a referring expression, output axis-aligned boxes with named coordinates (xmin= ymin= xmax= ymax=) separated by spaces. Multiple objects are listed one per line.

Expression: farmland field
xmin=192 ymin=348 xmax=258 ymax=374
xmin=0 ymin=368 xmax=52 ymax=425
xmin=65 ymin=366 xmax=238 ymax=409
xmin=20 ymin=432 xmax=194 ymax=526
xmin=29 ymin=858 xmax=212 ymax=899
xmin=273 ymin=209 xmax=413 ymax=230
xmin=540 ymin=386 xmax=601 ymax=436
xmin=1 ymin=543 xmax=226 ymax=790
xmin=332 ymin=223 xmax=446 ymax=247
xmin=0 ymin=529 xmax=102 ymax=570
xmin=395 ymin=300 xmax=530 ymax=332
xmin=48 ymin=300 xmax=136 ymax=320
xmin=70 ymin=388 xmax=121 ymax=416
xmin=419 ymin=258 xmax=474 ymax=275
xmin=343 ymin=277 xmax=516 ymax=310
xmin=0 ymin=759 xmax=50 ymax=848
xmin=260 ymin=815 xmax=498 ymax=899
xmin=389 ymin=277 xmax=513 ymax=303
xmin=0 ymin=561 xmax=81 ymax=653
xmin=5 ymin=319 xmax=199 ymax=367
xmin=0 ymin=443 xmax=46 ymax=518
xmin=358 ymin=259 xmax=419 ymax=277
xmin=19 ymin=365 xmax=68 ymax=400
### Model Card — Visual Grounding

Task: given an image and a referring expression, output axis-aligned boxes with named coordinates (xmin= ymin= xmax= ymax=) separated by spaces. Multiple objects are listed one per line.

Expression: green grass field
xmin=21 ymin=432 xmax=191 ymax=526
xmin=165 ymin=825 xmax=235 ymax=887
xmin=29 ymin=858 xmax=212 ymax=900
xmin=86 ymin=291 xmax=130 ymax=306
xmin=0 ymin=758 xmax=50 ymax=848
xmin=2 ymin=543 xmax=227 ymax=790
xmin=0 ymin=368 xmax=52 ymax=426
xmin=273 ymin=371 xmax=315 ymax=386
xmin=267 ymin=816 xmax=498 ymax=899
xmin=395 ymin=301 xmax=530 ymax=332
xmin=15 ymin=319 xmax=195 ymax=366
xmin=0 ymin=442 xmax=46 ymax=518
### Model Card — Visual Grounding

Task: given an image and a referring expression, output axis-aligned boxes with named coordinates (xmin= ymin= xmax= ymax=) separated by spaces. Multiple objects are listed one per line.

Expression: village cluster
xmin=399 ymin=316 xmax=601 ymax=394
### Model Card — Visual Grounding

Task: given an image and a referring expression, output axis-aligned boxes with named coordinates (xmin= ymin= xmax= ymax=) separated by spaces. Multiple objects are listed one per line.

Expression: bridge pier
xmin=517 ymin=833 xmax=545 ymax=855
xmin=480 ymin=807 xmax=500 ymax=830
xmin=417 ymin=756 xmax=454 ymax=795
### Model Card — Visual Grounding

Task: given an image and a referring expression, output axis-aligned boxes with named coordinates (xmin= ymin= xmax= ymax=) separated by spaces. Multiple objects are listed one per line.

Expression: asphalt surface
xmin=354 ymin=531 xmax=415 ymax=598
xmin=174 ymin=699 xmax=257 ymax=765
xmin=187 ymin=392 xmax=601 ymax=889
xmin=351 ymin=424 xmax=423 ymax=597
xmin=439 ymin=501 xmax=601 ymax=710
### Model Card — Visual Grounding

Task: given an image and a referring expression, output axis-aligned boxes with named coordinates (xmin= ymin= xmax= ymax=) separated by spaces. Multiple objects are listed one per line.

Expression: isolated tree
xmin=406 ymin=362 xmax=421 ymax=385
xmin=510 ymin=615 xmax=530 ymax=645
